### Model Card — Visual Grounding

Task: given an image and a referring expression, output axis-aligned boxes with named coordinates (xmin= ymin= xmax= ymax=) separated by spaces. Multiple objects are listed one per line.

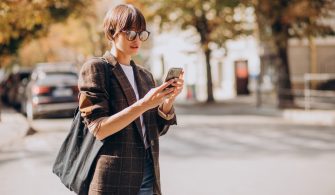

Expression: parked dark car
xmin=316 ymin=79 xmax=335 ymax=105
xmin=317 ymin=79 xmax=335 ymax=91
xmin=0 ymin=68 xmax=32 ymax=108
xmin=22 ymin=63 xmax=79 ymax=120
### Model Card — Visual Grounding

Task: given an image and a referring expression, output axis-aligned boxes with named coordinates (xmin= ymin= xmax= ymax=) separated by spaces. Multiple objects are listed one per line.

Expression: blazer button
xmin=150 ymin=140 xmax=155 ymax=146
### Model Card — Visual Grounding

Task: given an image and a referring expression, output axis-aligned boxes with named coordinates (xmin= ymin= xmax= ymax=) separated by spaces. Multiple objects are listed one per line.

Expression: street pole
xmin=0 ymin=100 xmax=2 ymax=122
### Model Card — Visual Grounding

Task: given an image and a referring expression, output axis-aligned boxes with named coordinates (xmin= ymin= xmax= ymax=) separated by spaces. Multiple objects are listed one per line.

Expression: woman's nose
xmin=134 ymin=34 xmax=142 ymax=42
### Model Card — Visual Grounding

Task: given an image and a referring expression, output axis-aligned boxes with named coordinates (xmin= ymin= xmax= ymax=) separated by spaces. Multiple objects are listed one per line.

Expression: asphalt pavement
xmin=0 ymin=99 xmax=334 ymax=195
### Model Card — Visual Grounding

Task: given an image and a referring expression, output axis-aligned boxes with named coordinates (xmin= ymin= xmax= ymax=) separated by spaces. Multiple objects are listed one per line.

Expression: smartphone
xmin=164 ymin=68 xmax=183 ymax=89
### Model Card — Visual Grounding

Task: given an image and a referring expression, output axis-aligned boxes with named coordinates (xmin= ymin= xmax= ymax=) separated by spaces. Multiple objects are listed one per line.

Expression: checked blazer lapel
xmin=130 ymin=60 xmax=151 ymax=101
xmin=103 ymin=51 xmax=145 ymax=144
xmin=131 ymin=61 xmax=153 ymax=140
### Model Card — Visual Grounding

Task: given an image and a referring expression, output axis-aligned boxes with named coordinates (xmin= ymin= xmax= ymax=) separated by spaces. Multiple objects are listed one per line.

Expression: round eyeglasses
xmin=121 ymin=30 xmax=150 ymax=41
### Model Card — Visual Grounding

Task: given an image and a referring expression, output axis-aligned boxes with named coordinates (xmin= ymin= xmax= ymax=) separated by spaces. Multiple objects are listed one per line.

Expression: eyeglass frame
xmin=120 ymin=30 xmax=150 ymax=41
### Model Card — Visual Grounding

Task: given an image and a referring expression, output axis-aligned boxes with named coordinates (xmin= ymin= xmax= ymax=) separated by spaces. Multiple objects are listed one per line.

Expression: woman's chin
xmin=129 ymin=49 xmax=139 ymax=55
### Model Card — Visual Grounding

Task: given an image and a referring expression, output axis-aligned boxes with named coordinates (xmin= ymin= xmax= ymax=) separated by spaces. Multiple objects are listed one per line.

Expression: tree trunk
xmin=274 ymin=37 xmax=295 ymax=108
xmin=196 ymin=12 xmax=215 ymax=103
xmin=204 ymin=48 xmax=214 ymax=102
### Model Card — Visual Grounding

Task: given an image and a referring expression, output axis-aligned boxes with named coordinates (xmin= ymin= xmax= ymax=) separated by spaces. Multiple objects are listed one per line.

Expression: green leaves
xmin=134 ymin=0 xmax=252 ymax=47
xmin=0 ymin=0 xmax=90 ymax=57
xmin=131 ymin=0 xmax=252 ymax=102
xmin=253 ymin=0 xmax=335 ymax=38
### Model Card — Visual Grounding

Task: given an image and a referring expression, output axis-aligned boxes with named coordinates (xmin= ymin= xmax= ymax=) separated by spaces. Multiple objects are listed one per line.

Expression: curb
xmin=0 ymin=108 xmax=30 ymax=149
xmin=175 ymin=101 xmax=335 ymax=126
xmin=282 ymin=109 xmax=335 ymax=126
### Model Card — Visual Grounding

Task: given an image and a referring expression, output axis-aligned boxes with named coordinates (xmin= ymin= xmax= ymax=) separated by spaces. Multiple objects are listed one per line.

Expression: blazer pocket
xmin=90 ymin=155 xmax=121 ymax=192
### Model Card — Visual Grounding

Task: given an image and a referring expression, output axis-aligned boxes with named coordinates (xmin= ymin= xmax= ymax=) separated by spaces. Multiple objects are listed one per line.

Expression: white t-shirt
xmin=120 ymin=64 xmax=148 ymax=148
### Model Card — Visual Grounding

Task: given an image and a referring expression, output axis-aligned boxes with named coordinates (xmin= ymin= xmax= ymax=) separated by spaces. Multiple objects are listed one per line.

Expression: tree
xmin=0 ymin=0 xmax=90 ymax=67
xmin=250 ymin=0 xmax=335 ymax=108
xmin=131 ymin=0 xmax=253 ymax=102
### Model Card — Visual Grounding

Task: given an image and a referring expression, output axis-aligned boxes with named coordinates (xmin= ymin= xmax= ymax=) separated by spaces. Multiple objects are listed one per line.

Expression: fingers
xmin=171 ymin=81 xmax=183 ymax=94
xmin=166 ymin=91 xmax=177 ymax=100
xmin=171 ymin=78 xmax=184 ymax=87
xmin=164 ymin=86 xmax=180 ymax=98
xmin=179 ymin=70 xmax=185 ymax=79
xmin=153 ymin=74 xmax=184 ymax=102
xmin=162 ymin=72 xmax=185 ymax=102
xmin=156 ymin=80 xmax=174 ymax=93
xmin=173 ymin=78 xmax=183 ymax=83
xmin=160 ymin=87 xmax=174 ymax=96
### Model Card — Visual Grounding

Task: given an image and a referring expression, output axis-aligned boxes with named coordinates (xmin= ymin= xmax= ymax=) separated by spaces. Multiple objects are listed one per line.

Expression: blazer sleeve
xmin=156 ymin=107 xmax=177 ymax=136
xmin=78 ymin=58 xmax=110 ymax=126
xmin=145 ymin=70 xmax=177 ymax=136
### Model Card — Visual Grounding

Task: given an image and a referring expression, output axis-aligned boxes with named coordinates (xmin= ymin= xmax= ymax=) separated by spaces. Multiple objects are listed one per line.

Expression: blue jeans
xmin=138 ymin=149 xmax=154 ymax=195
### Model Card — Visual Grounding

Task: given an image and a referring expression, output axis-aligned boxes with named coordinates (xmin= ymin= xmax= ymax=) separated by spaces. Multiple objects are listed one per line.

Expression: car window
xmin=38 ymin=72 xmax=78 ymax=81
xmin=35 ymin=72 xmax=78 ymax=86
xmin=19 ymin=72 xmax=31 ymax=81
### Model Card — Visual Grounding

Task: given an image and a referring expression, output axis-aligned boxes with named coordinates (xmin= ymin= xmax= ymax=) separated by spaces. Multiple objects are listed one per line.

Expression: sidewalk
xmin=0 ymin=106 xmax=29 ymax=149
xmin=0 ymin=95 xmax=333 ymax=149
xmin=175 ymin=95 xmax=335 ymax=126
xmin=0 ymin=98 xmax=334 ymax=195
xmin=282 ymin=109 xmax=335 ymax=126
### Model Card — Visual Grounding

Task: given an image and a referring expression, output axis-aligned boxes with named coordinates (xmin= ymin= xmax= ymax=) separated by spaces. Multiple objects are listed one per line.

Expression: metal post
xmin=256 ymin=74 xmax=262 ymax=107
xmin=304 ymin=74 xmax=311 ymax=110
xmin=0 ymin=99 xmax=2 ymax=122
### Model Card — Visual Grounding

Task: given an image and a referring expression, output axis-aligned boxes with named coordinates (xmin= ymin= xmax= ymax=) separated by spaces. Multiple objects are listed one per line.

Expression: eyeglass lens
xmin=126 ymin=31 xmax=149 ymax=41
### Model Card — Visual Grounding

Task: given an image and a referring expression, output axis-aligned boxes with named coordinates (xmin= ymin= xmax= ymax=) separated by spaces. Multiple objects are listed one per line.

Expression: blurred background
xmin=0 ymin=0 xmax=334 ymax=195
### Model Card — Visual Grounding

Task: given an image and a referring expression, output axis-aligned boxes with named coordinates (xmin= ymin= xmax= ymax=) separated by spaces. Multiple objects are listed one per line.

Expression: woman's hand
xmin=165 ymin=70 xmax=184 ymax=104
xmin=159 ymin=71 xmax=184 ymax=114
xmin=139 ymin=80 xmax=175 ymax=110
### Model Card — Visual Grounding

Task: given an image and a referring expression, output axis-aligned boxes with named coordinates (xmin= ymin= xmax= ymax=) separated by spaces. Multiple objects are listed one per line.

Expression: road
xmin=0 ymin=112 xmax=335 ymax=195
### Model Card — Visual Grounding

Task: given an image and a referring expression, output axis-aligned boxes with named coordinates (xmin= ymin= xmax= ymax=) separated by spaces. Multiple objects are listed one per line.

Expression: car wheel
xmin=26 ymin=102 xmax=35 ymax=121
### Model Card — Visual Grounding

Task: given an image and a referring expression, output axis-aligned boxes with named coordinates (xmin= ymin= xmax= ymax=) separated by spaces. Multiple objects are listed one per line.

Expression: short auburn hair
xmin=103 ymin=4 xmax=147 ymax=41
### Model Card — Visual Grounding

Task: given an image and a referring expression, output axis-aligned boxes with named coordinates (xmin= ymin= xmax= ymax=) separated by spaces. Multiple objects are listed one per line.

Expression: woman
xmin=78 ymin=4 xmax=184 ymax=195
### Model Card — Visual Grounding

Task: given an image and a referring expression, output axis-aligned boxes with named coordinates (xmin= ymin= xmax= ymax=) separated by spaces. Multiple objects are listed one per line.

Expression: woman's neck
xmin=110 ymin=48 xmax=131 ymax=65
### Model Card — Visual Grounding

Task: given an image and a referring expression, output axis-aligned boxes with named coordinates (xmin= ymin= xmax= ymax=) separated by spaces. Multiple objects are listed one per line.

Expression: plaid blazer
xmin=78 ymin=51 xmax=177 ymax=195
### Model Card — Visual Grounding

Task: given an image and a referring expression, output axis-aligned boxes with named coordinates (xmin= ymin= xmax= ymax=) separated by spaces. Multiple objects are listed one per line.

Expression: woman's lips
xmin=130 ymin=45 xmax=139 ymax=49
